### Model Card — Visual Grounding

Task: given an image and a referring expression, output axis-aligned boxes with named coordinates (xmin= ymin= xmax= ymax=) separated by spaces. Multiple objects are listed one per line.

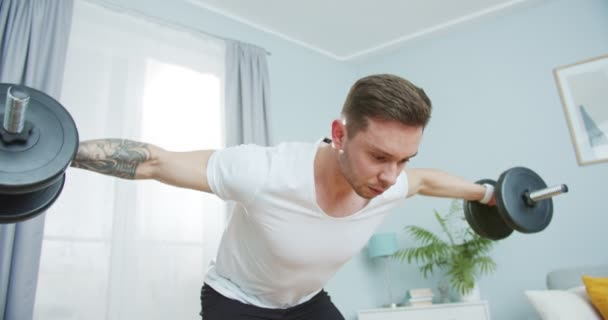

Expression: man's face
xmin=337 ymin=118 xmax=423 ymax=199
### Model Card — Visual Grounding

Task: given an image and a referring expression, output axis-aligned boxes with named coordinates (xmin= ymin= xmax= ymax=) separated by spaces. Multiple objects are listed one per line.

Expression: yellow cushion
xmin=583 ymin=275 xmax=608 ymax=319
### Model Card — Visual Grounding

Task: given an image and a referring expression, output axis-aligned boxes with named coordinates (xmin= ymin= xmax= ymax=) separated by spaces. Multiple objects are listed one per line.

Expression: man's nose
xmin=378 ymin=163 xmax=399 ymax=187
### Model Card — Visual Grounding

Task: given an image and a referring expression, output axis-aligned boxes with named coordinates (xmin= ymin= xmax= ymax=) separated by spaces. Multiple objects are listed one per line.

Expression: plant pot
xmin=460 ymin=282 xmax=481 ymax=302
xmin=437 ymin=277 xmax=451 ymax=303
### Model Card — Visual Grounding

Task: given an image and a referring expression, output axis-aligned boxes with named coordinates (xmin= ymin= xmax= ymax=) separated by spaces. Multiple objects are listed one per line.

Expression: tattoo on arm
xmin=71 ymin=139 xmax=152 ymax=179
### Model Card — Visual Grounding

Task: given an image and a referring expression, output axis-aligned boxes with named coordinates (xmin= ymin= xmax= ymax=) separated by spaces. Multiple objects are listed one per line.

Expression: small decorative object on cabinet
xmin=358 ymin=300 xmax=491 ymax=320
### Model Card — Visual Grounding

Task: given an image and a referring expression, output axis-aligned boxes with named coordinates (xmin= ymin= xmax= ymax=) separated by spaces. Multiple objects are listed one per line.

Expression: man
xmin=71 ymin=74 xmax=495 ymax=319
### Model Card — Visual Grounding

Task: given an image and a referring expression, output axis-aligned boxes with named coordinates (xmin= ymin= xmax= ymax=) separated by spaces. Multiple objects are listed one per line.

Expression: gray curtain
xmin=0 ymin=1 xmax=73 ymax=320
xmin=224 ymin=41 xmax=272 ymax=146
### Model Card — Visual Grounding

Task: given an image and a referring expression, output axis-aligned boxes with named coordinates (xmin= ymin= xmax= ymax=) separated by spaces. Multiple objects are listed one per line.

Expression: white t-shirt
xmin=204 ymin=139 xmax=409 ymax=308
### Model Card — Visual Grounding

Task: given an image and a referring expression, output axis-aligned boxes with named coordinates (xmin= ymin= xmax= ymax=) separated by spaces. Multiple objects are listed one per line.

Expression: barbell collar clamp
xmin=524 ymin=184 xmax=568 ymax=206
xmin=0 ymin=120 xmax=34 ymax=144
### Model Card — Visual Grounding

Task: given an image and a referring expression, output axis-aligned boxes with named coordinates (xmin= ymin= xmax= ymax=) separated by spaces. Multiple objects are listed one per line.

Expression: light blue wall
xmin=327 ymin=0 xmax=608 ymax=319
xmin=92 ymin=1 xmax=607 ymax=320
xmin=100 ymin=0 xmax=356 ymax=144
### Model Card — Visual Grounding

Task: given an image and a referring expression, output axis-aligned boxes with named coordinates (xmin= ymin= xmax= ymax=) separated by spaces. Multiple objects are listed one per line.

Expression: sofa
xmin=525 ymin=264 xmax=608 ymax=319
xmin=546 ymin=264 xmax=608 ymax=290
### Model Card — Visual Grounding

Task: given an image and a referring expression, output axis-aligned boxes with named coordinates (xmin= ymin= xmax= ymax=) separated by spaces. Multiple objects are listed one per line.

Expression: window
xmin=34 ymin=1 xmax=225 ymax=319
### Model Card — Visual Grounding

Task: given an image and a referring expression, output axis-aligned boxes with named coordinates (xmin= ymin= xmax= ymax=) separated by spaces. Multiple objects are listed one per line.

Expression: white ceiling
xmin=187 ymin=0 xmax=543 ymax=61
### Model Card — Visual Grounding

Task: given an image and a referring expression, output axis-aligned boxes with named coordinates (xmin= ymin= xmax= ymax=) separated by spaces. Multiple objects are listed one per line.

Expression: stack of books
xmin=406 ymin=288 xmax=434 ymax=306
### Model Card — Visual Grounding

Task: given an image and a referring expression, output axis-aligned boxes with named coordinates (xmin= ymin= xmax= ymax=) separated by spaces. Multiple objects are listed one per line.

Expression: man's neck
xmin=315 ymin=145 xmax=351 ymax=198
xmin=314 ymin=145 xmax=369 ymax=217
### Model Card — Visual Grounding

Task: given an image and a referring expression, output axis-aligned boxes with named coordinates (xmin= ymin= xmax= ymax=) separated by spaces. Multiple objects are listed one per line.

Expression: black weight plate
xmin=496 ymin=167 xmax=552 ymax=233
xmin=0 ymin=173 xmax=65 ymax=223
xmin=464 ymin=179 xmax=514 ymax=240
xmin=464 ymin=185 xmax=491 ymax=239
xmin=0 ymin=84 xmax=78 ymax=194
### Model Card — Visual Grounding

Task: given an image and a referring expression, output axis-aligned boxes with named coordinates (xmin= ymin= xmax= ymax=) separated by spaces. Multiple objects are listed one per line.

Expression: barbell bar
xmin=526 ymin=184 xmax=568 ymax=205
xmin=0 ymin=84 xmax=570 ymax=233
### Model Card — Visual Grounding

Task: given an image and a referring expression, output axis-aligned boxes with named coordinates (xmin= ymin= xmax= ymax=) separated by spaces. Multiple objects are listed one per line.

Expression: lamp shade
xmin=367 ymin=232 xmax=398 ymax=258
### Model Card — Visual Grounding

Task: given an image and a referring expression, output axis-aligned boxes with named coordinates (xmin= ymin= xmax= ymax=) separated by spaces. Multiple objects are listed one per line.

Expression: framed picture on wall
xmin=554 ymin=54 xmax=608 ymax=166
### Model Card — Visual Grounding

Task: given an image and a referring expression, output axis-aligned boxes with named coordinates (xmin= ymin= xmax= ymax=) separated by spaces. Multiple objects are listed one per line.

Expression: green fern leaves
xmin=393 ymin=200 xmax=497 ymax=295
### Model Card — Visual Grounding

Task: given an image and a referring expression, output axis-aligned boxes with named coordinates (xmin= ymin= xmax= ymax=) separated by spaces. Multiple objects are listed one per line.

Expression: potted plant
xmin=393 ymin=200 xmax=497 ymax=302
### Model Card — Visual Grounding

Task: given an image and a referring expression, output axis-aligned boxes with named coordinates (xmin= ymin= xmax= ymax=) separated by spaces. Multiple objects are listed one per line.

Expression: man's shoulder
xmin=217 ymin=140 xmax=316 ymax=166
xmin=226 ymin=140 xmax=315 ymax=151
xmin=273 ymin=140 xmax=316 ymax=152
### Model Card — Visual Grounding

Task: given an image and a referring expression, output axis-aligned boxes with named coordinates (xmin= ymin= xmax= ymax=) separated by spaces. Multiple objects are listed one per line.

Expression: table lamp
xmin=368 ymin=232 xmax=398 ymax=308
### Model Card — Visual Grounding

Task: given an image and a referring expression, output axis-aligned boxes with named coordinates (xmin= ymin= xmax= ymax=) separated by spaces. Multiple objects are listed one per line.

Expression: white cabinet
xmin=358 ymin=301 xmax=490 ymax=320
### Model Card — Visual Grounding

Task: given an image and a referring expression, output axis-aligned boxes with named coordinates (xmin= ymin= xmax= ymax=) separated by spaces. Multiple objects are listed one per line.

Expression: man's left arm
xmin=405 ymin=168 xmax=495 ymax=204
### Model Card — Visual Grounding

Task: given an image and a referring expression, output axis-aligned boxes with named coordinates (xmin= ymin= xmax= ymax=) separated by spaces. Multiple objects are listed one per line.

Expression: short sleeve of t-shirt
xmin=394 ymin=171 xmax=409 ymax=197
xmin=206 ymin=144 xmax=271 ymax=205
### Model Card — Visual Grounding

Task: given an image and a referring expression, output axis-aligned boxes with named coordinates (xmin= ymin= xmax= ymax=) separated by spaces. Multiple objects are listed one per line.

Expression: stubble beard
xmin=338 ymin=151 xmax=376 ymax=200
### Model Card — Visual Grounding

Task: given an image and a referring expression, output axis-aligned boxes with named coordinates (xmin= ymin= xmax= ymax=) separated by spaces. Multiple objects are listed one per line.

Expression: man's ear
xmin=331 ymin=119 xmax=346 ymax=150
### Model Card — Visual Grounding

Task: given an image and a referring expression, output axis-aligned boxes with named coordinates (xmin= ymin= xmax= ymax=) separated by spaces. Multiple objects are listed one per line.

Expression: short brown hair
xmin=341 ymin=74 xmax=432 ymax=137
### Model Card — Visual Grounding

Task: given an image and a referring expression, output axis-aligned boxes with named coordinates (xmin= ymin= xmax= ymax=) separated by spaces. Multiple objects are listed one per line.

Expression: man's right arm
xmin=71 ymin=139 xmax=215 ymax=193
xmin=405 ymin=168 xmax=495 ymax=205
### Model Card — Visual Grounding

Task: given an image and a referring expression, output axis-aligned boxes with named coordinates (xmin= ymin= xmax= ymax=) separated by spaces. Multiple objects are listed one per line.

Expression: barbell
xmin=464 ymin=167 xmax=568 ymax=240
xmin=0 ymin=83 xmax=79 ymax=223
xmin=0 ymin=84 xmax=569 ymax=233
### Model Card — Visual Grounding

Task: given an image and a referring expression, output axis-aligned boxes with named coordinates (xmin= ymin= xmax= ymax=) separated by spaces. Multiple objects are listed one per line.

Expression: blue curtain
xmin=0 ymin=1 xmax=73 ymax=319
xmin=224 ymin=41 xmax=272 ymax=147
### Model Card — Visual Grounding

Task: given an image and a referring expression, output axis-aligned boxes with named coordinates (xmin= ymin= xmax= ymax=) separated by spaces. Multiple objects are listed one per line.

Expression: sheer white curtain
xmin=34 ymin=1 xmax=226 ymax=319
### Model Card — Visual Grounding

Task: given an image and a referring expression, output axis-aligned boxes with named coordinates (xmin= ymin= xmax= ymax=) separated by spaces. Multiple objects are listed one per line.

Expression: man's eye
xmin=373 ymin=155 xmax=385 ymax=161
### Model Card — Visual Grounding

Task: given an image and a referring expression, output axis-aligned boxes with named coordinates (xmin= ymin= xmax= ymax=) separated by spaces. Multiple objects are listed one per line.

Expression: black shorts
xmin=200 ymin=283 xmax=345 ymax=320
